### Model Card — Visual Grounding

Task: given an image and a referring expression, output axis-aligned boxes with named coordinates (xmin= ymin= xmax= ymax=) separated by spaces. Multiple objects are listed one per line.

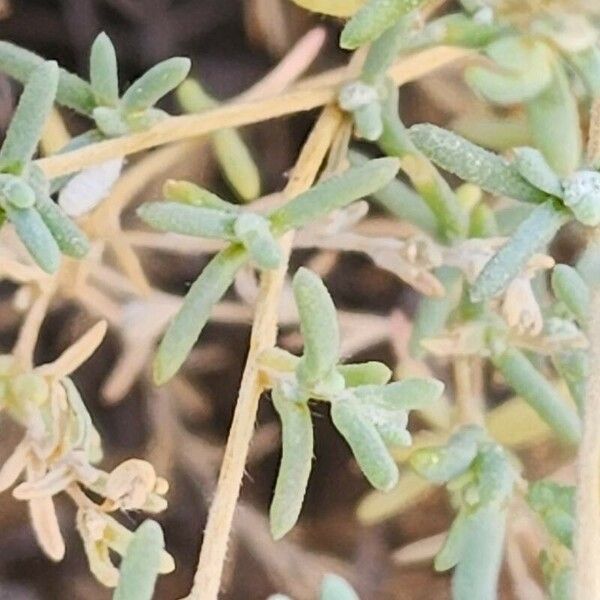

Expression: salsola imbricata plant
xmin=1 ymin=0 xmax=600 ymax=597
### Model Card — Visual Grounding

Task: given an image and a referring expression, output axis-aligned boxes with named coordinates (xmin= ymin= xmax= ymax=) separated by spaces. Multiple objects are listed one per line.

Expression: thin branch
xmin=185 ymin=105 xmax=344 ymax=600
xmin=34 ymin=46 xmax=469 ymax=179
xmin=574 ymin=262 xmax=600 ymax=599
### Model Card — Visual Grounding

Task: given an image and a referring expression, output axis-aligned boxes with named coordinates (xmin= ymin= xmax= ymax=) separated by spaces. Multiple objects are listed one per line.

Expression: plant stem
xmin=185 ymin=105 xmax=343 ymax=600
xmin=34 ymin=46 xmax=469 ymax=179
xmin=454 ymin=356 xmax=484 ymax=426
xmin=573 ymin=272 xmax=600 ymax=599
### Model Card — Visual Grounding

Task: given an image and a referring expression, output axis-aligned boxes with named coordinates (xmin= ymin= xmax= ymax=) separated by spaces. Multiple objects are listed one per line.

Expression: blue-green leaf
xmin=269 ymin=386 xmax=314 ymax=540
xmin=293 ymin=268 xmax=340 ymax=387
xmin=470 ymin=199 xmax=568 ymax=302
xmin=0 ymin=61 xmax=58 ymax=174
xmin=340 ymin=0 xmax=426 ymax=50
xmin=113 ymin=520 xmax=164 ymax=600
xmin=90 ymin=33 xmax=119 ymax=108
xmin=153 ymin=245 xmax=248 ymax=384
xmin=0 ymin=41 xmax=95 ymax=115
xmin=491 ymin=346 xmax=581 ymax=445
xmin=269 ymin=158 xmax=400 ymax=235
xmin=331 ymin=400 xmax=399 ymax=491
xmin=137 ymin=202 xmax=237 ymax=239
xmin=409 ymin=124 xmax=547 ymax=203
xmin=121 ymin=57 xmax=191 ymax=113
xmin=5 ymin=204 xmax=60 ymax=273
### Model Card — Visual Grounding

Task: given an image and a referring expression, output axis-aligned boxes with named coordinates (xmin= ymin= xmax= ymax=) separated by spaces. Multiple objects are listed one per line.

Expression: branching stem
xmin=185 ymin=105 xmax=344 ymax=600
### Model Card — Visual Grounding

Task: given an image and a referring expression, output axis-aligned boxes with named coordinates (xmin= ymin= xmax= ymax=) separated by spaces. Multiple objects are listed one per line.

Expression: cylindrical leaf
xmin=153 ymin=245 xmax=247 ymax=384
xmin=0 ymin=41 xmax=95 ymax=115
xmin=513 ymin=147 xmax=563 ymax=198
xmin=551 ymin=264 xmax=589 ymax=324
xmin=28 ymin=166 xmax=90 ymax=259
xmin=452 ymin=506 xmax=506 ymax=600
xmin=121 ymin=57 xmax=191 ymax=113
xmin=233 ymin=213 xmax=281 ymax=270
xmin=137 ymin=202 xmax=237 ymax=240
xmin=6 ymin=204 xmax=60 ymax=273
xmin=348 ymin=151 xmax=437 ymax=235
xmin=340 ymin=0 xmax=426 ymax=50
xmin=491 ymin=346 xmax=581 ymax=445
xmin=465 ymin=37 xmax=553 ymax=105
xmin=113 ymin=520 xmax=164 ymax=600
xmin=269 ymin=158 xmax=400 ymax=234
xmin=525 ymin=63 xmax=581 ymax=177
xmin=320 ymin=574 xmax=360 ymax=600
xmin=293 ymin=268 xmax=339 ymax=387
xmin=470 ymin=199 xmax=568 ymax=302
xmin=177 ymin=80 xmax=261 ymax=202
xmin=409 ymin=124 xmax=547 ymax=203
xmin=163 ymin=180 xmax=239 ymax=213
xmin=212 ymin=128 xmax=261 ymax=202
xmin=337 ymin=361 xmax=392 ymax=387
xmin=410 ymin=426 xmax=481 ymax=484
xmin=379 ymin=96 xmax=468 ymax=240
xmin=0 ymin=61 xmax=58 ymax=174
xmin=380 ymin=378 xmax=444 ymax=411
xmin=269 ymin=387 xmax=314 ymax=540
xmin=331 ymin=400 xmax=399 ymax=491
xmin=90 ymin=32 xmax=119 ymax=107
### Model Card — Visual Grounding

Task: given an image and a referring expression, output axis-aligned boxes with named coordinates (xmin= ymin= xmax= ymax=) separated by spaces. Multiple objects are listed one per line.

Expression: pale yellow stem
xmin=34 ymin=46 xmax=469 ymax=179
xmin=574 ymin=283 xmax=600 ymax=599
xmin=185 ymin=105 xmax=343 ymax=600
xmin=454 ymin=356 xmax=484 ymax=426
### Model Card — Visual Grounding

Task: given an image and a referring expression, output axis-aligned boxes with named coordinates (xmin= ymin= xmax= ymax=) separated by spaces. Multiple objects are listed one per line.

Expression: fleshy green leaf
xmin=379 ymin=93 xmax=468 ymax=240
xmin=465 ymin=37 xmax=553 ymax=105
xmin=163 ymin=180 xmax=238 ymax=212
xmin=153 ymin=245 xmax=248 ymax=384
xmin=5 ymin=204 xmax=60 ymax=273
xmin=233 ymin=213 xmax=281 ymax=270
xmin=337 ymin=361 xmax=392 ymax=387
xmin=121 ymin=57 xmax=191 ymax=113
xmin=379 ymin=378 xmax=444 ymax=411
xmin=451 ymin=505 xmax=506 ymax=600
xmin=348 ymin=150 xmax=437 ymax=236
xmin=409 ymin=124 xmax=547 ymax=203
xmin=410 ymin=426 xmax=482 ymax=484
xmin=177 ymin=80 xmax=261 ymax=202
xmin=551 ymin=264 xmax=590 ymax=324
xmin=340 ymin=0 xmax=426 ymax=50
xmin=293 ymin=268 xmax=340 ymax=387
xmin=525 ymin=62 xmax=581 ymax=177
xmin=0 ymin=61 xmax=58 ymax=174
xmin=269 ymin=386 xmax=314 ymax=540
xmin=90 ymin=33 xmax=119 ymax=108
xmin=0 ymin=41 xmax=95 ymax=115
xmin=491 ymin=346 xmax=581 ymax=445
xmin=470 ymin=199 xmax=568 ymax=302
xmin=513 ymin=147 xmax=563 ymax=198
xmin=113 ymin=520 xmax=164 ymax=600
xmin=331 ymin=400 xmax=399 ymax=491
xmin=269 ymin=158 xmax=400 ymax=234
xmin=527 ymin=481 xmax=574 ymax=548
xmin=28 ymin=165 xmax=90 ymax=259
xmin=320 ymin=574 xmax=360 ymax=600
xmin=137 ymin=202 xmax=237 ymax=239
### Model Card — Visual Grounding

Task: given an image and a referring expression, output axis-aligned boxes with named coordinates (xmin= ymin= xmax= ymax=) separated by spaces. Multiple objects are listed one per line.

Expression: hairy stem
xmin=185 ymin=105 xmax=343 ymax=600
xmin=34 ymin=46 xmax=468 ymax=179
xmin=574 ymin=273 xmax=600 ymax=599
xmin=454 ymin=356 xmax=484 ymax=426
